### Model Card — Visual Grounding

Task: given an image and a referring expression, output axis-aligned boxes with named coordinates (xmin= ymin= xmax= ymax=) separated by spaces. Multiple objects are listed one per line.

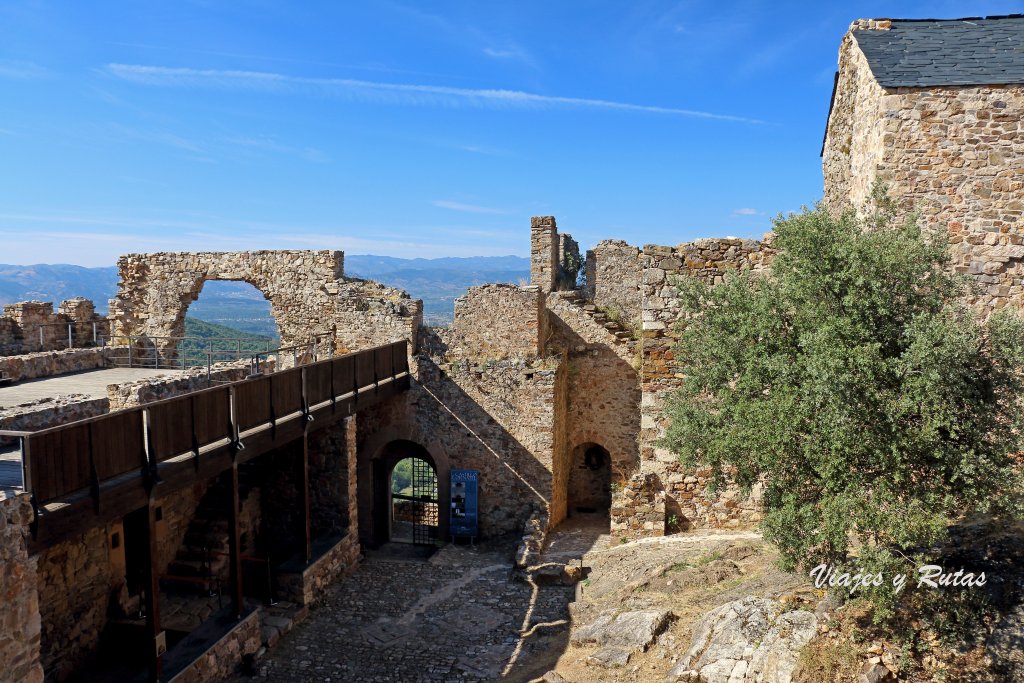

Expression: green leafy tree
xmin=660 ymin=194 xmax=1024 ymax=605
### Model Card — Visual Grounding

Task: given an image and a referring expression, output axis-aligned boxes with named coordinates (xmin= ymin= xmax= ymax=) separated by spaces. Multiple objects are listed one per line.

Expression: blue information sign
xmin=449 ymin=469 xmax=479 ymax=539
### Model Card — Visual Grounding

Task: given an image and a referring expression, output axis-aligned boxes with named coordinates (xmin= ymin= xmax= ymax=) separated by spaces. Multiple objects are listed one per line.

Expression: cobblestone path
xmin=236 ymin=541 xmax=575 ymax=682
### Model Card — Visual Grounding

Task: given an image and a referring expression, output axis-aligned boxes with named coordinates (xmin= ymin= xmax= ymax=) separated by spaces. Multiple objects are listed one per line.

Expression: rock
xmin=858 ymin=661 xmax=895 ymax=683
xmin=667 ymin=597 xmax=817 ymax=683
xmin=588 ymin=647 xmax=632 ymax=668
xmin=573 ymin=609 xmax=672 ymax=658
xmin=541 ymin=672 xmax=567 ymax=683
xmin=987 ymin=603 xmax=1024 ymax=679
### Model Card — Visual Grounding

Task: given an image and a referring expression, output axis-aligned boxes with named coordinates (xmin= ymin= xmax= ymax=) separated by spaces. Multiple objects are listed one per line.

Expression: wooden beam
xmin=228 ymin=463 xmax=244 ymax=619
xmin=301 ymin=431 xmax=312 ymax=563
xmin=143 ymin=499 xmax=163 ymax=683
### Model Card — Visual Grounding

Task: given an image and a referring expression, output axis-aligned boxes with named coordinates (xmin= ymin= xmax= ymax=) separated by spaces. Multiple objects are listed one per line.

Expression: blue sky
xmin=1 ymin=1 xmax=1019 ymax=266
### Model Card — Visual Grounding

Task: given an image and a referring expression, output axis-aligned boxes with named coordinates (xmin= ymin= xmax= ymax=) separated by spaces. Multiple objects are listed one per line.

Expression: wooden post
xmin=301 ymin=432 xmax=312 ymax=563
xmin=228 ymin=463 xmax=244 ymax=619
xmin=143 ymin=500 xmax=163 ymax=683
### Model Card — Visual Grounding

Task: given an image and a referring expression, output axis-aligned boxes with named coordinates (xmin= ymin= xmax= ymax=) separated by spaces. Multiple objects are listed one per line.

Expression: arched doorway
xmin=390 ymin=456 xmax=439 ymax=544
xmin=568 ymin=442 xmax=612 ymax=515
xmin=369 ymin=440 xmax=441 ymax=546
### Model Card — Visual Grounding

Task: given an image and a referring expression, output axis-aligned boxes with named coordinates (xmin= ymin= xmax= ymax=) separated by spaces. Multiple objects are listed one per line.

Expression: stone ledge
xmin=277 ymin=532 xmax=360 ymax=606
xmin=164 ymin=605 xmax=261 ymax=683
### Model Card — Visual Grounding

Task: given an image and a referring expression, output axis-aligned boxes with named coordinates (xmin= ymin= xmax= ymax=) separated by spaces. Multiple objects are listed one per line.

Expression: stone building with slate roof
xmin=823 ymin=16 xmax=1024 ymax=312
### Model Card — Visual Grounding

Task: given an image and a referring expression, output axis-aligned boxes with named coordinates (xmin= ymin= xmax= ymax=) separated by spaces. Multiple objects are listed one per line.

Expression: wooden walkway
xmin=0 ymin=340 xmax=410 ymax=546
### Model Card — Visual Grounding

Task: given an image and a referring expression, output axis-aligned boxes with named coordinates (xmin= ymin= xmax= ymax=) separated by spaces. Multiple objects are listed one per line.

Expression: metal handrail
xmin=23 ymin=320 xmax=111 ymax=350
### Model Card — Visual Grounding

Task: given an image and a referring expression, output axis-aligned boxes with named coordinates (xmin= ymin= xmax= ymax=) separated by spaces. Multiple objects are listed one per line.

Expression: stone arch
xmin=571 ymin=431 xmax=637 ymax=484
xmin=109 ymin=250 xmax=423 ymax=357
xmin=110 ymin=251 xmax=345 ymax=351
xmin=357 ymin=423 xmax=451 ymax=546
xmin=568 ymin=441 xmax=613 ymax=515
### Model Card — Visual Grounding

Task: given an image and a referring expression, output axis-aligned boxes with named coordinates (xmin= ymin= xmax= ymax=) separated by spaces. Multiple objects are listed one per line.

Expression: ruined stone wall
xmin=530 ymin=216 xmax=560 ymax=293
xmin=448 ymin=284 xmax=545 ymax=360
xmin=332 ymin=279 xmax=422 ymax=353
xmin=0 ymin=492 xmax=44 ymax=683
xmin=585 ymin=240 xmax=643 ymax=325
xmin=106 ymin=360 xmax=253 ymax=410
xmin=824 ymin=22 xmax=1024 ymax=313
xmin=0 ymin=396 xmax=110 ymax=447
xmin=0 ymin=300 xmax=107 ymax=357
xmin=639 ymin=238 xmax=771 ymax=530
xmin=0 ymin=316 xmax=19 ymax=355
xmin=530 ymin=216 xmax=581 ymax=293
xmin=109 ymin=250 xmax=421 ymax=356
xmin=0 ymin=347 xmax=115 ymax=383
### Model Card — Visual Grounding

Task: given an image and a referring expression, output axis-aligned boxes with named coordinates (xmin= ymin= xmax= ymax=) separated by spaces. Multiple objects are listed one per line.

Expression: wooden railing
xmin=0 ymin=340 xmax=410 ymax=509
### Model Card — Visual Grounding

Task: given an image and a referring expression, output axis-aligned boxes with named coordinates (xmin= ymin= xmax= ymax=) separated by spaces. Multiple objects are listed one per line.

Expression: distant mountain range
xmin=0 ymin=255 xmax=530 ymax=330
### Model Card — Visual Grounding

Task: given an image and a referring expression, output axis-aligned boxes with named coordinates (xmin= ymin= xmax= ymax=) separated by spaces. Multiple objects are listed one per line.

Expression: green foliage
xmin=659 ymin=193 xmax=1024 ymax=592
xmin=178 ymin=317 xmax=275 ymax=367
xmin=390 ymin=458 xmax=437 ymax=496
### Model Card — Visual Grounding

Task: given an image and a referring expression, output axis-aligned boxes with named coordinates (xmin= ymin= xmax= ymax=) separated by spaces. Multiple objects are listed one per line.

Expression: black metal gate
xmin=391 ymin=458 xmax=438 ymax=545
xmin=410 ymin=458 xmax=438 ymax=545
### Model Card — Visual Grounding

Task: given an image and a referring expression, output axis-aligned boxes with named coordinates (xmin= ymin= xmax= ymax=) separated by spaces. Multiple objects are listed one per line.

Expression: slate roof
xmin=855 ymin=15 xmax=1024 ymax=87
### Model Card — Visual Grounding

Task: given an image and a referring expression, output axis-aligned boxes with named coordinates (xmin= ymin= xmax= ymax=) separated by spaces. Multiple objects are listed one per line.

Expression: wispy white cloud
xmin=732 ymin=208 xmax=761 ymax=216
xmin=0 ymin=211 xmax=525 ymax=266
xmin=0 ymin=59 xmax=50 ymax=80
xmin=104 ymin=64 xmax=764 ymax=123
xmin=431 ymin=200 xmax=509 ymax=215
xmin=226 ymin=136 xmax=330 ymax=163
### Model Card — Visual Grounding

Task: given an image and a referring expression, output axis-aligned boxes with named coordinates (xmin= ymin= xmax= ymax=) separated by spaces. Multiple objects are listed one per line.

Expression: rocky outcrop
xmin=572 ymin=609 xmax=672 ymax=668
xmin=668 ymin=597 xmax=817 ymax=683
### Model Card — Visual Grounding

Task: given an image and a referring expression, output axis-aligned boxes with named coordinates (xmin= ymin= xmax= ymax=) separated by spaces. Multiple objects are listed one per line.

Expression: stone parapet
xmin=0 ymin=346 xmax=116 ymax=382
xmin=449 ymin=284 xmax=545 ymax=359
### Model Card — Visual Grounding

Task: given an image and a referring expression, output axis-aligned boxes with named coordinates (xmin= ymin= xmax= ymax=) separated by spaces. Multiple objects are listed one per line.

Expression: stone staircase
xmin=550 ymin=290 xmax=638 ymax=362
xmin=163 ymin=467 xmax=259 ymax=594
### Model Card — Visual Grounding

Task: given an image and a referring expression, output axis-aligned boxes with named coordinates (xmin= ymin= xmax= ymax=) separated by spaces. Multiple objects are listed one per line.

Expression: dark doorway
xmin=390 ymin=456 xmax=438 ymax=545
xmin=123 ymin=506 xmax=149 ymax=598
xmin=569 ymin=443 xmax=612 ymax=515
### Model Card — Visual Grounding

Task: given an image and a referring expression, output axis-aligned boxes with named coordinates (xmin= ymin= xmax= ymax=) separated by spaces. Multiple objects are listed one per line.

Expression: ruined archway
xmin=109 ymin=250 xmax=345 ymax=353
xmin=109 ymin=249 xmax=423 ymax=359
xmin=568 ymin=442 xmax=612 ymax=515
xmin=358 ymin=425 xmax=451 ymax=548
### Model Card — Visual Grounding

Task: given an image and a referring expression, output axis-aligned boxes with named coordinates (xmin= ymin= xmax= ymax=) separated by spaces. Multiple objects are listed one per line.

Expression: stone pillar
xmin=530 ymin=216 xmax=559 ymax=293
xmin=0 ymin=493 xmax=44 ymax=683
xmin=58 ymin=298 xmax=99 ymax=347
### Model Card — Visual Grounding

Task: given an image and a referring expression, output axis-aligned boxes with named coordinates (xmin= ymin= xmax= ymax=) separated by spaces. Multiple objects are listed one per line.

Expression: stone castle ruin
xmin=1 ymin=14 xmax=1023 ymax=683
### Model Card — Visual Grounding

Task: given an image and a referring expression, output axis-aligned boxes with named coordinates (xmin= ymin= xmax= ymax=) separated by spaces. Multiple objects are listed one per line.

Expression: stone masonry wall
xmin=639 ymin=238 xmax=772 ymax=530
xmin=0 ymin=492 xmax=44 ymax=683
xmin=824 ymin=20 xmax=1024 ymax=313
xmin=0 ymin=346 xmax=114 ymax=383
xmin=0 ymin=300 xmax=107 ymax=357
xmin=585 ymin=240 xmax=644 ymax=325
xmin=822 ymin=26 xmax=889 ymax=214
xmin=448 ymin=284 xmax=545 ymax=360
xmin=530 ymin=216 xmax=559 ymax=293
xmin=358 ymin=350 xmax=562 ymax=539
